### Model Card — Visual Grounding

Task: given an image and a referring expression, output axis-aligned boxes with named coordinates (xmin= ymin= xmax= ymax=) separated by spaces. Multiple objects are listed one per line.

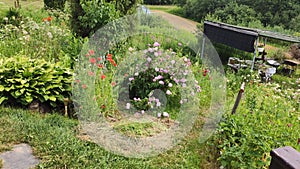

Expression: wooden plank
xmin=270 ymin=146 xmax=300 ymax=169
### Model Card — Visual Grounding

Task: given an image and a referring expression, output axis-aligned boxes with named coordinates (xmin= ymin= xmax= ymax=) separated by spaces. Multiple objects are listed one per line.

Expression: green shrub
xmin=143 ymin=0 xmax=173 ymax=5
xmin=44 ymin=0 xmax=67 ymax=10
xmin=2 ymin=8 xmax=22 ymax=26
xmin=0 ymin=16 xmax=81 ymax=68
xmin=70 ymin=0 xmax=119 ymax=37
xmin=214 ymin=81 xmax=300 ymax=168
xmin=0 ymin=55 xmax=73 ymax=108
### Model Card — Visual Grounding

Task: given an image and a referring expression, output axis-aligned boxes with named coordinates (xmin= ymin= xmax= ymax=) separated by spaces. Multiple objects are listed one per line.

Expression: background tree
xmin=44 ymin=0 xmax=67 ymax=10
xmin=69 ymin=0 xmax=140 ymax=37
xmin=180 ymin=0 xmax=300 ymax=32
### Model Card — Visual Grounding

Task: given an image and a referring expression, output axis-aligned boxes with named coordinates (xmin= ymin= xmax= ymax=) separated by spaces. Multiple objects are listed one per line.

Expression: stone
xmin=0 ymin=144 xmax=40 ymax=169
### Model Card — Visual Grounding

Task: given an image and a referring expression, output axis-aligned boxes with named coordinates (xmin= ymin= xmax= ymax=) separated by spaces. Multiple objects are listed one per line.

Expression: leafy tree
xmin=183 ymin=0 xmax=228 ymax=22
xmin=211 ymin=2 xmax=258 ymax=27
xmin=181 ymin=0 xmax=300 ymax=32
xmin=143 ymin=0 xmax=173 ymax=5
xmin=44 ymin=0 xmax=67 ymax=10
xmin=69 ymin=0 xmax=140 ymax=37
xmin=290 ymin=14 xmax=300 ymax=31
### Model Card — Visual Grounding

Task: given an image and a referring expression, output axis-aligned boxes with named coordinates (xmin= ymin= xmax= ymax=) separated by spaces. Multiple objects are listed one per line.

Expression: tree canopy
xmin=176 ymin=0 xmax=300 ymax=32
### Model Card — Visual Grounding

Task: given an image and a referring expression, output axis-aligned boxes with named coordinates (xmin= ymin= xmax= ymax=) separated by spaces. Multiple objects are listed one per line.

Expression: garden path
xmin=0 ymin=143 xmax=40 ymax=169
xmin=151 ymin=10 xmax=198 ymax=33
xmin=152 ymin=10 xmax=291 ymax=59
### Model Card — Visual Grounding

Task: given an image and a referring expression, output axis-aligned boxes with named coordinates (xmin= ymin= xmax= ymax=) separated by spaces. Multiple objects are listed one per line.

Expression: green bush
xmin=0 ymin=16 xmax=81 ymax=68
xmin=44 ymin=0 xmax=67 ymax=10
xmin=214 ymin=81 xmax=300 ymax=168
xmin=0 ymin=55 xmax=72 ymax=108
xmin=143 ymin=0 xmax=173 ymax=5
xmin=70 ymin=0 xmax=119 ymax=37
xmin=2 ymin=8 xmax=22 ymax=26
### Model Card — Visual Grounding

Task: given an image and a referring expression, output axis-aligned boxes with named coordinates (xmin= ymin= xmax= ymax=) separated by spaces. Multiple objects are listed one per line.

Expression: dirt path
xmin=151 ymin=10 xmax=294 ymax=59
xmin=151 ymin=10 xmax=198 ymax=33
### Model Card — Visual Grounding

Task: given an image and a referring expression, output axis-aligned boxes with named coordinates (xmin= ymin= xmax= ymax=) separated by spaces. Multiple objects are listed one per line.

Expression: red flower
xmin=106 ymin=54 xmax=117 ymax=67
xmin=82 ymin=84 xmax=87 ymax=89
xmin=287 ymin=123 xmax=292 ymax=127
xmin=107 ymin=53 xmax=112 ymax=60
xmin=89 ymin=50 xmax=95 ymax=56
xmin=124 ymin=73 xmax=128 ymax=77
xmin=89 ymin=58 xmax=96 ymax=64
xmin=97 ymin=64 xmax=103 ymax=68
xmin=75 ymin=79 xmax=80 ymax=83
xmin=42 ymin=16 xmax=52 ymax=22
xmin=85 ymin=53 xmax=90 ymax=57
xmin=111 ymin=82 xmax=116 ymax=86
xmin=110 ymin=60 xmax=117 ymax=67
xmin=101 ymin=74 xmax=106 ymax=80
xmin=88 ymin=71 xmax=95 ymax=76
xmin=97 ymin=57 xmax=102 ymax=61
xmin=47 ymin=16 xmax=52 ymax=22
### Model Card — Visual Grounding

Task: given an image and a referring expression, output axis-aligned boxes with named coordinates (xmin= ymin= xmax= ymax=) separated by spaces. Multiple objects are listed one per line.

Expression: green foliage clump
xmin=143 ymin=0 xmax=173 ymax=5
xmin=0 ymin=16 xmax=82 ymax=68
xmin=44 ymin=0 xmax=67 ymax=10
xmin=69 ymin=0 xmax=141 ymax=37
xmin=0 ymin=56 xmax=73 ymax=108
xmin=213 ymin=75 xmax=300 ymax=168
xmin=2 ymin=8 xmax=22 ymax=26
xmin=179 ymin=0 xmax=300 ymax=32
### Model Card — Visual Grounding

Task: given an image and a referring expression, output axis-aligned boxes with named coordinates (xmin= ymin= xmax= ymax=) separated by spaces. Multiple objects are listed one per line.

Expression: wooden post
xmin=63 ymin=98 xmax=69 ymax=117
xmin=231 ymin=82 xmax=245 ymax=114
xmin=251 ymin=37 xmax=259 ymax=70
xmin=14 ymin=0 xmax=20 ymax=9
xmin=270 ymin=146 xmax=300 ymax=169
xmin=200 ymin=37 xmax=205 ymax=60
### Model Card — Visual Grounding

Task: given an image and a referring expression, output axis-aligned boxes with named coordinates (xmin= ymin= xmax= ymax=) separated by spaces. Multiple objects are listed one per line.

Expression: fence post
xmin=231 ymin=82 xmax=245 ymax=114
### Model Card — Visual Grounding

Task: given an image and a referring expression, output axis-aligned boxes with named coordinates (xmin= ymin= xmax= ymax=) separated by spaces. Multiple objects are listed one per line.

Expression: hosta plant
xmin=0 ymin=55 xmax=72 ymax=109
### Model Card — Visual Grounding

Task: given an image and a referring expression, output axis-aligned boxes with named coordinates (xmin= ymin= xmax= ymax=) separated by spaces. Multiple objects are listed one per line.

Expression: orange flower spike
xmin=107 ymin=53 xmax=112 ymax=60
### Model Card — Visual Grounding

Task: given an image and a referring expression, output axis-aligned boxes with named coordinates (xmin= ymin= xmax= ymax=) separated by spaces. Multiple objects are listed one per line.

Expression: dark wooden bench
xmin=270 ymin=146 xmax=300 ymax=169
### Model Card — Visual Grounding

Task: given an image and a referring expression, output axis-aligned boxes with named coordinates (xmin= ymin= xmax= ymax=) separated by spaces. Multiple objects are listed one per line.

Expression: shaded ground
xmin=151 ymin=10 xmax=198 ymax=33
xmin=0 ymin=144 xmax=39 ymax=169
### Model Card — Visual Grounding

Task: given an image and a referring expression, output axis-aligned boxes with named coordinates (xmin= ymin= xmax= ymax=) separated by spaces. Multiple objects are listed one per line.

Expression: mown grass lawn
xmin=0 ymin=107 xmax=219 ymax=168
xmin=0 ymin=0 xmax=43 ymax=15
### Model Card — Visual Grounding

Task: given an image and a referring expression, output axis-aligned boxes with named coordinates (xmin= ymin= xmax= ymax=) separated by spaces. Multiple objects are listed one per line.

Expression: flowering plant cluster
xmin=117 ymin=42 xmax=201 ymax=119
xmin=0 ymin=14 xmax=79 ymax=68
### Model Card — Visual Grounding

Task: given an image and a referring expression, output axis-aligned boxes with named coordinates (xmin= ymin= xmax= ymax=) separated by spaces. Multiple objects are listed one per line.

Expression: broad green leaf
xmin=14 ymin=90 xmax=22 ymax=97
xmin=49 ymin=96 xmax=57 ymax=102
xmin=25 ymin=96 xmax=33 ymax=104
xmin=0 ymin=96 xmax=8 ymax=105
xmin=0 ymin=85 xmax=4 ymax=92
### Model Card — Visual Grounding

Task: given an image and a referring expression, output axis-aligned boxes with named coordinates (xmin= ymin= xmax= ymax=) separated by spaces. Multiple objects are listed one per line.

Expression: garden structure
xmin=202 ymin=20 xmax=300 ymax=76
xmin=203 ymin=20 xmax=300 ymax=168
